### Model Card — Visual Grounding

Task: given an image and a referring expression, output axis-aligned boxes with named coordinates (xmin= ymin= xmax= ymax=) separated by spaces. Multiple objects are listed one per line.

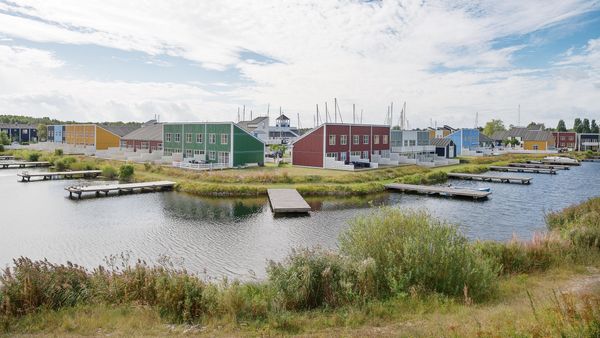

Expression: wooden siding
xmin=233 ymin=125 xmax=265 ymax=166
xmin=523 ymin=140 xmax=549 ymax=151
xmin=292 ymin=126 xmax=324 ymax=167
xmin=96 ymin=126 xmax=121 ymax=150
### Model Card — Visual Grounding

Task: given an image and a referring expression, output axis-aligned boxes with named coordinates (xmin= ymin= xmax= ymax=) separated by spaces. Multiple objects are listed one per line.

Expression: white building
xmin=237 ymin=114 xmax=300 ymax=145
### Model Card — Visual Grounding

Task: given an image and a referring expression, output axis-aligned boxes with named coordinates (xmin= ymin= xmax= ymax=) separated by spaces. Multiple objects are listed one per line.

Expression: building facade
xmin=578 ymin=133 xmax=600 ymax=151
xmin=552 ymin=132 xmax=577 ymax=150
xmin=162 ymin=122 xmax=264 ymax=167
xmin=446 ymin=128 xmax=480 ymax=156
xmin=237 ymin=114 xmax=300 ymax=145
xmin=121 ymin=121 xmax=163 ymax=153
xmin=430 ymin=138 xmax=456 ymax=158
xmin=0 ymin=124 xmax=38 ymax=143
xmin=47 ymin=124 xmax=133 ymax=150
xmin=522 ymin=131 xmax=555 ymax=151
xmin=292 ymin=123 xmax=390 ymax=168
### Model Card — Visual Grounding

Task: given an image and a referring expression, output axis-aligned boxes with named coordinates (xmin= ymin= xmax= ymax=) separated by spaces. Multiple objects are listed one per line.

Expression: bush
xmin=26 ymin=152 xmax=41 ymax=162
xmin=546 ymin=197 xmax=600 ymax=249
xmin=339 ymin=208 xmax=498 ymax=301
xmin=101 ymin=165 xmax=118 ymax=179
xmin=119 ymin=164 xmax=135 ymax=181
xmin=52 ymin=156 xmax=77 ymax=171
xmin=54 ymin=149 xmax=63 ymax=156
xmin=267 ymin=248 xmax=375 ymax=310
xmin=0 ymin=144 xmax=3 ymax=152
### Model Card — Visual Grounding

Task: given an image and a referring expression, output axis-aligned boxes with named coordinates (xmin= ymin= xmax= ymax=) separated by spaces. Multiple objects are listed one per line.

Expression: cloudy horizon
xmin=0 ymin=0 xmax=599 ymax=129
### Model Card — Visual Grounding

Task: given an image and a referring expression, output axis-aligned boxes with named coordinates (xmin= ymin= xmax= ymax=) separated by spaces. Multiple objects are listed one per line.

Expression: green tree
xmin=573 ymin=118 xmax=583 ymax=133
xmin=0 ymin=131 xmax=9 ymax=145
xmin=592 ymin=120 xmax=599 ymax=133
xmin=582 ymin=118 xmax=591 ymax=133
xmin=37 ymin=123 xmax=47 ymax=142
xmin=483 ymin=119 xmax=506 ymax=136
xmin=556 ymin=119 xmax=567 ymax=132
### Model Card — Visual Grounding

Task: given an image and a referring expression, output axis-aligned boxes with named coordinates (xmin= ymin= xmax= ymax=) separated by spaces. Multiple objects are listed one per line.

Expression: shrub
xmin=546 ymin=197 xmax=600 ymax=249
xmin=52 ymin=156 xmax=77 ymax=171
xmin=101 ymin=165 xmax=118 ymax=179
xmin=54 ymin=149 xmax=63 ymax=156
xmin=0 ymin=144 xmax=3 ymax=152
xmin=339 ymin=208 xmax=498 ymax=301
xmin=143 ymin=162 xmax=152 ymax=171
xmin=119 ymin=164 xmax=135 ymax=181
xmin=26 ymin=152 xmax=40 ymax=162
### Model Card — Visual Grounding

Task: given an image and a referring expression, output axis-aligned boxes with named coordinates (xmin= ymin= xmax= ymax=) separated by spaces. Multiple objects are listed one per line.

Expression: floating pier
xmin=267 ymin=189 xmax=311 ymax=213
xmin=508 ymin=163 xmax=569 ymax=170
xmin=18 ymin=170 xmax=101 ymax=182
xmin=448 ymin=172 xmax=532 ymax=184
xmin=0 ymin=155 xmax=14 ymax=160
xmin=65 ymin=181 xmax=175 ymax=199
xmin=0 ymin=161 xmax=50 ymax=169
xmin=384 ymin=183 xmax=491 ymax=199
xmin=489 ymin=166 xmax=556 ymax=175
xmin=582 ymin=158 xmax=600 ymax=162
xmin=529 ymin=159 xmax=580 ymax=166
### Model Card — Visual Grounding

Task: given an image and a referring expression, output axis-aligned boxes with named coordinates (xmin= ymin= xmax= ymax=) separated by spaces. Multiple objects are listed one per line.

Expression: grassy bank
xmin=2 ymin=197 xmax=600 ymax=336
xmin=1 ymin=148 xmax=552 ymax=196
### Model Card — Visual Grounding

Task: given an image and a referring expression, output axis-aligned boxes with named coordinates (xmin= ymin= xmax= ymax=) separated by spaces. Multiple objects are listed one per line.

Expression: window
xmin=383 ymin=135 xmax=388 ymax=144
xmin=326 ymin=152 xmax=337 ymax=158
xmin=363 ymin=135 xmax=369 ymax=144
xmin=186 ymin=133 xmax=192 ymax=143
xmin=533 ymin=145 xmax=539 ymax=150
xmin=340 ymin=152 xmax=347 ymax=162
xmin=185 ymin=149 xmax=193 ymax=158
xmin=329 ymin=134 xmax=336 ymax=145
xmin=174 ymin=133 xmax=181 ymax=143
xmin=340 ymin=135 xmax=347 ymax=145
xmin=164 ymin=148 xmax=172 ymax=156
xmin=165 ymin=133 xmax=172 ymax=142
xmin=218 ymin=151 xmax=230 ymax=164
xmin=196 ymin=133 xmax=203 ymax=143
xmin=404 ymin=140 xmax=408 ymax=146
xmin=209 ymin=133 xmax=216 ymax=144
xmin=193 ymin=149 xmax=205 ymax=157
xmin=220 ymin=133 xmax=228 ymax=145
xmin=361 ymin=151 xmax=369 ymax=159
xmin=353 ymin=135 xmax=359 ymax=145
xmin=141 ymin=141 xmax=148 ymax=149
xmin=351 ymin=151 xmax=361 ymax=157
xmin=374 ymin=135 xmax=380 ymax=144
xmin=209 ymin=151 xmax=216 ymax=160
xmin=409 ymin=140 xmax=416 ymax=146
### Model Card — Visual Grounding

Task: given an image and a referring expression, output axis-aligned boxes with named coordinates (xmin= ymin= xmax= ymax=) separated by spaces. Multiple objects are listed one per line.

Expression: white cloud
xmin=0 ymin=0 xmax=598 ymax=127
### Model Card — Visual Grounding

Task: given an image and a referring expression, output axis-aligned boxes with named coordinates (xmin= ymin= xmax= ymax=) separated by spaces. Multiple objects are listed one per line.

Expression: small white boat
xmin=448 ymin=185 xmax=491 ymax=192
xmin=543 ymin=156 xmax=579 ymax=164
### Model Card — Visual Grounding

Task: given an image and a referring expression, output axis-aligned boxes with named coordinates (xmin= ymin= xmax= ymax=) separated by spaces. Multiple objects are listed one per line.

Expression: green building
xmin=162 ymin=122 xmax=265 ymax=167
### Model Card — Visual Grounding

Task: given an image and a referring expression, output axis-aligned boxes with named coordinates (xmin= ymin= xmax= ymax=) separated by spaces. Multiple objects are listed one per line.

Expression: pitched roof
xmin=276 ymin=114 xmax=290 ymax=120
xmin=0 ymin=123 xmax=37 ymax=129
xmin=491 ymin=127 xmax=529 ymax=140
xmin=122 ymin=123 xmax=163 ymax=141
xmin=100 ymin=124 xmax=140 ymax=137
xmin=237 ymin=116 xmax=269 ymax=132
xmin=430 ymin=138 xmax=454 ymax=147
xmin=523 ymin=130 xmax=554 ymax=141
xmin=479 ymin=133 xmax=494 ymax=143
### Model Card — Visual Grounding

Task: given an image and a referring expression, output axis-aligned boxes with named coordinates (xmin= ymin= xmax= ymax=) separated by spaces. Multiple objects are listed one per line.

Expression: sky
xmin=0 ymin=0 xmax=599 ymax=129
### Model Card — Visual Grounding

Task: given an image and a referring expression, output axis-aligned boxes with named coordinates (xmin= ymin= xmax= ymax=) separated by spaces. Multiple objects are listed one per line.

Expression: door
xmin=449 ymin=146 xmax=455 ymax=158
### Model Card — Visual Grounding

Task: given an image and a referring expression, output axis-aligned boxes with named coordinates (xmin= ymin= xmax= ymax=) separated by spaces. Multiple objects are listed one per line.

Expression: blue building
xmin=446 ymin=128 xmax=480 ymax=156
xmin=47 ymin=125 xmax=66 ymax=143
xmin=0 ymin=124 xmax=38 ymax=143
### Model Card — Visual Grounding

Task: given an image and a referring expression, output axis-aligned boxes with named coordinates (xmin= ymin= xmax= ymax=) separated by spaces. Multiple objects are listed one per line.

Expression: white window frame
xmin=209 ymin=151 xmax=216 ymax=160
xmin=383 ymin=135 xmax=388 ymax=144
xmin=196 ymin=133 xmax=203 ymax=143
xmin=329 ymin=134 xmax=336 ymax=146
xmin=340 ymin=152 xmax=347 ymax=162
xmin=374 ymin=135 xmax=379 ymax=144
xmin=218 ymin=151 xmax=230 ymax=164
xmin=363 ymin=135 xmax=369 ymax=145
xmin=353 ymin=135 xmax=359 ymax=145
xmin=220 ymin=133 xmax=229 ymax=145
xmin=186 ymin=133 xmax=192 ymax=143
xmin=209 ymin=133 xmax=216 ymax=144
xmin=165 ymin=133 xmax=172 ymax=142
xmin=174 ymin=133 xmax=181 ymax=143
xmin=185 ymin=149 xmax=193 ymax=158
xmin=326 ymin=152 xmax=337 ymax=158
xmin=340 ymin=135 xmax=347 ymax=145
xmin=361 ymin=151 xmax=369 ymax=159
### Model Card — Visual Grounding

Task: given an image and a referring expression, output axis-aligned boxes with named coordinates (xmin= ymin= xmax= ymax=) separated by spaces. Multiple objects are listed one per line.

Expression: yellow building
xmin=62 ymin=124 xmax=136 ymax=150
xmin=522 ymin=131 xmax=555 ymax=151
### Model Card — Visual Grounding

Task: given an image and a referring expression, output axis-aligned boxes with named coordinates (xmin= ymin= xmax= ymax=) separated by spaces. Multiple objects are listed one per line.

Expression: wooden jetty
xmin=489 ymin=166 xmax=556 ymax=174
xmin=0 ymin=161 xmax=50 ymax=169
xmin=65 ymin=181 xmax=175 ymax=199
xmin=0 ymin=155 xmax=14 ymax=160
xmin=582 ymin=158 xmax=600 ymax=162
xmin=267 ymin=189 xmax=311 ymax=213
xmin=508 ymin=162 xmax=570 ymax=170
xmin=528 ymin=159 xmax=580 ymax=166
xmin=384 ymin=183 xmax=491 ymax=199
xmin=447 ymin=173 xmax=532 ymax=184
xmin=18 ymin=170 xmax=101 ymax=182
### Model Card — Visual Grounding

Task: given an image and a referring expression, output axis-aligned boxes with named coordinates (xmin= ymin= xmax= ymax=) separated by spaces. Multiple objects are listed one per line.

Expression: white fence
xmin=172 ymin=161 xmax=227 ymax=171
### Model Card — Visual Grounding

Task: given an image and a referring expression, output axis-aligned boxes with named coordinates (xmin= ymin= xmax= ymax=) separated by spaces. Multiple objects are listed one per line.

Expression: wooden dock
xmin=0 ymin=155 xmax=14 ymax=160
xmin=65 ymin=181 xmax=175 ymax=199
xmin=508 ymin=163 xmax=569 ymax=170
xmin=18 ymin=170 xmax=101 ymax=182
xmin=489 ymin=166 xmax=556 ymax=174
xmin=529 ymin=159 xmax=580 ymax=166
xmin=0 ymin=161 xmax=50 ymax=169
xmin=267 ymin=189 xmax=311 ymax=213
xmin=384 ymin=183 xmax=491 ymax=199
xmin=447 ymin=173 xmax=532 ymax=184
xmin=582 ymin=159 xmax=600 ymax=162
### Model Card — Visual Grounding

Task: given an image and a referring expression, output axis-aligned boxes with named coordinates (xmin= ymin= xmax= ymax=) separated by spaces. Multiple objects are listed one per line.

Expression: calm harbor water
xmin=1 ymin=163 xmax=599 ymax=279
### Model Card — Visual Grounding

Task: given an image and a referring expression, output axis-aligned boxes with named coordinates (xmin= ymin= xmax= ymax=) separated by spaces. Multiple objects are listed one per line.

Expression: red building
xmin=121 ymin=121 xmax=163 ymax=153
xmin=552 ymin=131 xmax=577 ymax=150
xmin=292 ymin=123 xmax=391 ymax=168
